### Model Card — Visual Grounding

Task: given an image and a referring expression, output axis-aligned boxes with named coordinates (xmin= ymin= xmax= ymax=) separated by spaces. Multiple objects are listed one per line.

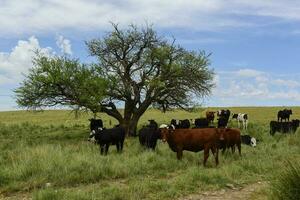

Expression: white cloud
xmin=212 ymin=68 xmax=300 ymax=105
xmin=1 ymin=0 xmax=300 ymax=36
xmin=0 ymin=36 xmax=53 ymax=85
xmin=273 ymin=79 xmax=300 ymax=88
xmin=56 ymin=35 xmax=72 ymax=55
xmin=235 ymin=68 xmax=264 ymax=77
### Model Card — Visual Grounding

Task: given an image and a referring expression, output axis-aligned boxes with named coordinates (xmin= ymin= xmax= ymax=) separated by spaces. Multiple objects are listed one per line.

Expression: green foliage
xmin=15 ymin=55 xmax=108 ymax=112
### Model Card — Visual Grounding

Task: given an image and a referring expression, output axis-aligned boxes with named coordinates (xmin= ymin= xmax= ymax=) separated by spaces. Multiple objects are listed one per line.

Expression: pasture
xmin=0 ymin=107 xmax=300 ymax=199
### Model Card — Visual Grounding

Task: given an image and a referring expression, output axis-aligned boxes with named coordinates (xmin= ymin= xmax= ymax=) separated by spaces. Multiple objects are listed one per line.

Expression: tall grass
xmin=270 ymin=160 xmax=300 ymax=200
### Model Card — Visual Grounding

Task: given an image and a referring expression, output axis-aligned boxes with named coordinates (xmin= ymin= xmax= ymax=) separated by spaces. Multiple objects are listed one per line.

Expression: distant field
xmin=0 ymin=107 xmax=300 ymax=200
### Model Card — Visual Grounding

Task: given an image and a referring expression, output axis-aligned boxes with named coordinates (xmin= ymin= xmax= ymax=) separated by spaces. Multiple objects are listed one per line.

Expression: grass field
xmin=0 ymin=107 xmax=300 ymax=200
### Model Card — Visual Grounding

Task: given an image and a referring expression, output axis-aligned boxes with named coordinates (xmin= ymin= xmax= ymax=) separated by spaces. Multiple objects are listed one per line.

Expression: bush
xmin=270 ymin=160 xmax=300 ymax=200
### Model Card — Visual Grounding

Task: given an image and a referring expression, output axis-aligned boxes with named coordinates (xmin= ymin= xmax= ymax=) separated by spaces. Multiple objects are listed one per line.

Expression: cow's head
xmin=288 ymin=109 xmax=293 ymax=115
xmin=159 ymin=124 xmax=175 ymax=143
xmin=250 ymin=137 xmax=257 ymax=147
xmin=217 ymin=129 xmax=225 ymax=141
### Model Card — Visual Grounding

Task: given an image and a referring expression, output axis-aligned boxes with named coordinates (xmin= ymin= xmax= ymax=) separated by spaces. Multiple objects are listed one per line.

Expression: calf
xmin=241 ymin=135 xmax=257 ymax=147
xmin=88 ymin=126 xmax=125 ymax=155
xmin=194 ymin=118 xmax=209 ymax=128
xmin=218 ymin=128 xmax=241 ymax=155
xmin=232 ymin=113 xmax=248 ymax=130
xmin=160 ymin=127 xmax=224 ymax=166
xmin=277 ymin=109 xmax=292 ymax=122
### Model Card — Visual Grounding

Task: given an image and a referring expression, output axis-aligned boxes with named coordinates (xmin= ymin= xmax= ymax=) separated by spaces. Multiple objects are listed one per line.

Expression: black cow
xmin=139 ymin=128 xmax=161 ymax=150
xmin=148 ymin=119 xmax=158 ymax=129
xmin=89 ymin=118 xmax=103 ymax=132
xmin=139 ymin=120 xmax=161 ymax=150
xmin=194 ymin=118 xmax=209 ymax=128
xmin=179 ymin=119 xmax=191 ymax=128
xmin=241 ymin=135 xmax=257 ymax=147
xmin=277 ymin=109 xmax=292 ymax=122
xmin=270 ymin=120 xmax=300 ymax=135
xmin=88 ymin=126 xmax=125 ymax=155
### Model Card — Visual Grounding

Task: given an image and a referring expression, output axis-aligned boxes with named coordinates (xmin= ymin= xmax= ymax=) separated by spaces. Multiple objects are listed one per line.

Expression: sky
xmin=0 ymin=0 xmax=300 ymax=111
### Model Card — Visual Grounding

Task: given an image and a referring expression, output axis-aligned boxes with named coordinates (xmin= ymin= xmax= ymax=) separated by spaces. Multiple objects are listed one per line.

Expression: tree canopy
xmin=15 ymin=24 xmax=215 ymax=136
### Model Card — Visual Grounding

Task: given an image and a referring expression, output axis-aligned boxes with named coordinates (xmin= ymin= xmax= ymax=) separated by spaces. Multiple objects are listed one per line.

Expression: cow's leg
xmin=121 ymin=141 xmax=124 ymax=151
xmin=100 ymin=144 xmax=105 ymax=155
xmin=211 ymin=147 xmax=219 ymax=166
xmin=176 ymin=150 xmax=183 ymax=160
xmin=231 ymin=145 xmax=235 ymax=154
xmin=116 ymin=143 xmax=120 ymax=152
xmin=105 ymin=145 xmax=109 ymax=155
xmin=237 ymin=143 xmax=241 ymax=156
xmin=203 ymin=147 xmax=209 ymax=166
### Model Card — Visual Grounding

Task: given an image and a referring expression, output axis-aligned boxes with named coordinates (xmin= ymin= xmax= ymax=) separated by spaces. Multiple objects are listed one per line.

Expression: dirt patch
xmin=179 ymin=181 xmax=268 ymax=200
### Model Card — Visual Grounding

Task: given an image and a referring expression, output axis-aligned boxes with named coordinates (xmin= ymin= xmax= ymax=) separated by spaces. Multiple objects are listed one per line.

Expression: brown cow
xmin=160 ymin=127 xmax=224 ymax=166
xmin=219 ymin=128 xmax=241 ymax=155
xmin=206 ymin=111 xmax=215 ymax=124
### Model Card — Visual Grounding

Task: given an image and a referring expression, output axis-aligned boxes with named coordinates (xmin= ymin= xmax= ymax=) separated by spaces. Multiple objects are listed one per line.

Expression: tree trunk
xmin=121 ymin=117 xmax=139 ymax=136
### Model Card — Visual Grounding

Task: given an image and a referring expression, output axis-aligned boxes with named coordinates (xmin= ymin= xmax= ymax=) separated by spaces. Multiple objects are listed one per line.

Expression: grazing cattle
xmin=206 ymin=111 xmax=215 ymax=124
xmin=194 ymin=118 xmax=209 ymax=128
xmin=218 ymin=128 xmax=241 ymax=154
xmin=270 ymin=120 xmax=300 ymax=135
xmin=139 ymin=120 xmax=161 ymax=150
xmin=232 ymin=113 xmax=248 ymax=130
xmin=277 ymin=109 xmax=292 ymax=122
xmin=160 ymin=127 xmax=225 ymax=166
xmin=241 ymin=135 xmax=257 ymax=147
xmin=88 ymin=126 xmax=125 ymax=155
xmin=89 ymin=118 xmax=103 ymax=132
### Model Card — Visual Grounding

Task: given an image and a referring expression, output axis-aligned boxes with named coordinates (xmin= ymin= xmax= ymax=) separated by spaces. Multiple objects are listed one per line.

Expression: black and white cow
xmin=89 ymin=118 xmax=103 ymax=132
xmin=217 ymin=109 xmax=231 ymax=128
xmin=88 ymin=126 xmax=125 ymax=155
xmin=232 ymin=113 xmax=248 ymax=130
xmin=241 ymin=135 xmax=257 ymax=147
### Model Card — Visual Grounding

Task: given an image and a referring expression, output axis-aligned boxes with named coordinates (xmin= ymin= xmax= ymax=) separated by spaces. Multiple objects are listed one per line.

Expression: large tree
xmin=15 ymin=24 xmax=214 ymax=136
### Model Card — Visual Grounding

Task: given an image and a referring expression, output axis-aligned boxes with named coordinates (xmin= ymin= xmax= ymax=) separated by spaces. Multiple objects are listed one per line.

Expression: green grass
xmin=270 ymin=160 xmax=300 ymax=200
xmin=0 ymin=107 xmax=300 ymax=199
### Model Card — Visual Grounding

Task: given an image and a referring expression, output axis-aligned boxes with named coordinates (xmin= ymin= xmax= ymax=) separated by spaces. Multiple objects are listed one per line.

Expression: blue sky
xmin=0 ymin=0 xmax=300 ymax=110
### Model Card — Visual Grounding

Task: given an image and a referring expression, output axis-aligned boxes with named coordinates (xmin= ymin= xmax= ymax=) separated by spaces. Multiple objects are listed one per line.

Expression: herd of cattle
xmin=87 ymin=109 xmax=299 ymax=166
